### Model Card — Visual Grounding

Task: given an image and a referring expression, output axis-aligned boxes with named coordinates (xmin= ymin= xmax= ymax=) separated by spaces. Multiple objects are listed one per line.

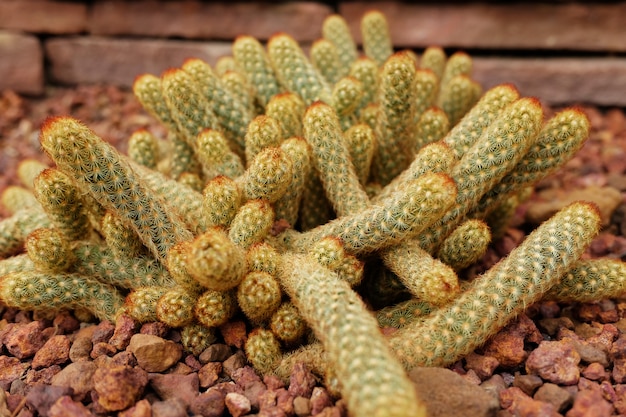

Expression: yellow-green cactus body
xmin=274 ymin=137 xmax=312 ymax=227
xmin=438 ymin=51 xmax=473 ymax=95
xmin=414 ymin=107 xmax=451 ymax=151
xmin=245 ymin=242 xmax=281 ymax=275
xmin=270 ymin=301 xmax=308 ymax=345
xmin=376 ymin=299 xmax=435 ymax=329
xmin=390 ymin=202 xmax=601 ymax=369
xmin=123 ymin=286 xmax=170 ymax=323
xmin=239 ymin=146 xmax=293 ymax=203
xmin=128 ymin=129 xmax=160 ymax=170
xmin=17 ymin=159 xmax=48 ymax=190
xmin=0 ymin=208 xmax=51 ymax=258
xmin=244 ymin=115 xmax=283 ymax=166
xmin=194 ymin=288 xmax=237 ymax=327
xmin=0 ymin=254 xmax=34 ymax=277
xmin=419 ymin=46 xmax=446 ymax=80
xmin=40 ymin=117 xmax=193 ymax=264
xmin=412 ymin=69 xmax=439 ymax=127
xmin=196 ymin=129 xmax=245 ymax=179
xmin=165 ymin=241 xmax=203 ymax=294
xmin=322 ymin=14 xmax=358 ymax=77
xmin=438 ymin=74 xmax=479 ymax=127
xmin=349 ymin=57 xmax=379 ymax=112
xmin=265 ymin=92 xmax=306 ymax=140
xmin=181 ymin=323 xmax=217 ymax=356
xmin=245 ymin=328 xmax=283 ymax=376
xmin=279 ymin=253 xmax=426 ymax=417
xmin=344 ymin=124 xmax=375 ymax=186
xmin=1 ymin=186 xmax=40 ymax=216
xmin=101 ymin=211 xmax=145 ymax=259
xmin=220 ymin=70 xmax=256 ymax=119
xmin=309 ymin=236 xmax=364 ymax=287
xmin=436 ymin=219 xmax=491 ymax=271
xmin=310 ymin=38 xmax=342 ymax=85
xmin=155 ymin=287 xmax=196 ymax=327
xmin=202 ymin=175 xmax=242 ymax=228
xmin=132 ymin=74 xmax=179 ymax=133
xmin=25 ymin=227 xmax=75 ymax=273
xmin=237 ymin=271 xmax=282 ymax=324
xmin=228 ymin=199 xmax=274 ymax=249
xmin=547 ymin=259 xmax=626 ymax=302
xmin=361 ymin=10 xmax=393 ymax=66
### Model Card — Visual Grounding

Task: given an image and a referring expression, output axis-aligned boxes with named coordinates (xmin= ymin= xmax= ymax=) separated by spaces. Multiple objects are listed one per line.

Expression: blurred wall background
xmin=1 ymin=0 xmax=625 ymax=106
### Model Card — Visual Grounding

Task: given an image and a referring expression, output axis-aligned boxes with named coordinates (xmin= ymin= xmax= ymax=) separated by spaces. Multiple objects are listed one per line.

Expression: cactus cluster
xmin=0 ymin=10 xmax=622 ymax=417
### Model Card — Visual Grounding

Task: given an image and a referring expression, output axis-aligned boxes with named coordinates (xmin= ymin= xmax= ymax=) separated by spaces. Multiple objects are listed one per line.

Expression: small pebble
xmin=526 ymin=340 xmax=581 ymax=385
xmin=288 ymin=362 xmax=317 ymax=398
xmin=225 ymin=392 xmax=252 ymax=417
xmin=512 ymin=374 xmax=543 ymax=396
xmin=148 ymin=372 xmax=199 ymax=404
xmin=127 ymin=334 xmax=182 ymax=373
xmin=92 ymin=364 xmax=148 ymax=411
xmin=199 ymin=343 xmax=232 ymax=363
xmin=189 ymin=389 xmax=225 ymax=417
xmin=566 ymin=388 xmax=613 ymax=417
xmin=151 ymin=398 xmax=187 ymax=417
xmin=199 ymin=362 xmax=223 ymax=388
xmin=534 ymin=383 xmax=573 ymax=412
xmin=48 ymin=395 xmax=94 ymax=417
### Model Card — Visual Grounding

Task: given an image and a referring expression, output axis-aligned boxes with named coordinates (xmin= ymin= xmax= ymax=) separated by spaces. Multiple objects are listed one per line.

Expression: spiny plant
xmin=0 ymin=9 xmax=621 ymax=417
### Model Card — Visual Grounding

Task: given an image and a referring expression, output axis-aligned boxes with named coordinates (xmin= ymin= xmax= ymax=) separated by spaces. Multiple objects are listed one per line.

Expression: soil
xmin=1 ymin=84 xmax=626 ymax=416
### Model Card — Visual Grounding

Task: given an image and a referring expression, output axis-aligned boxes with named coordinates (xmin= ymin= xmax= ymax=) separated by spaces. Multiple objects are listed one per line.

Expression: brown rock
xmin=613 ymin=384 xmax=626 ymax=415
xmin=140 ymin=322 xmax=170 ymax=337
xmin=50 ymin=361 xmax=97 ymax=400
xmin=483 ymin=314 xmax=541 ymax=368
xmin=581 ymin=362 xmax=609 ymax=381
xmin=109 ymin=314 xmax=138 ymax=350
xmin=48 ymin=395 xmax=94 ymax=417
xmin=612 ymin=358 xmax=626 ymax=383
xmin=90 ymin=1 xmax=331 ymax=41
xmin=92 ymin=364 xmax=148 ymax=412
xmin=310 ymin=387 xmax=332 ymax=415
xmin=264 ymin=375 xmax=285 ymax=391
xmin=184 ymin=354 xmax=202 ymax=372
xmin=68 ymin=337 xmax=92 ymax=363
xmin=225 ymin=392 xmax=251 ymax=417
xmin=45 ymin=37 xmax=232 ymax=88
xmin=499 ymin=386 xmax=560 ymax=417
xmin=0 ymin=31 xmax=44 ymax=95
xmin=526 ymin=340 xmax=581 ymax=385
xmin=25 ymin=365 xmax=61 ymax=386
xmin=199 ymin=343 xmax=232 ymax=364
xmin=148 ymin=372 xmax=199 ymax=404
xmin=534 ymin=383 xmax=573 ymax=413
xmin=465 ymin=352 xmax=500 ymax=380
xmin=118 ymin=399 xmax=152 ymax=417
xmin=199 ymin=362 xmax=222 ymax=388
xmin=91 ymin=320 xmax=115 ymax=344
xmin=127 ymin=333 xmax=182 ymax=373
xmin=565 ymin=388 xmax=613 ymax=417
xmin=189 ymin=389 xmax=225 ymax=417
xmin=52 ymin=311 xmax=80 ymax=335
xmin=288 ymin=362 xmax=317 ymax=398
xmin=90 ymin=342 xmax=117 ymax=360
xmin=538 ymin=317 xmax=574 ymax=336
xmin=293 ymin=396 xmax=311 ymax=417
xmin=275 ymin=388 xmax=294 ymax=416
xmin=0 ymin=356 xmax=28 ymax=390
xmin=0 ymin=0 xmax=86 ymax=33
xmin=480 ymin=374 xmax=506 ymax=404
xmin=222 ymin=350 xmax=246 ymax=378
xmin=219 ymin=321 xmax=247 ymax=349
xmin=512 ymin=374 xmax=543 ymax=396
xmin=151 ymin=398 xmax=187 ymax=417
xmin=3 ymin=320 xmax=48 ymax=359
xmin=26 ymin=385 xmax=74 ymax=417
xmin=409 ymin=367 xmax=499 ymax=417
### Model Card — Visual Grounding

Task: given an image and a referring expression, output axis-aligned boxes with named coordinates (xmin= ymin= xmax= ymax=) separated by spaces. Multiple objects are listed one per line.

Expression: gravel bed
xmin=1 ymin=85 xmax=626 ymax=417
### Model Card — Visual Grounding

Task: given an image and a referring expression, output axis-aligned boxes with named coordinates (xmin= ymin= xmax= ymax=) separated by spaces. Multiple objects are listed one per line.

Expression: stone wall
xmin=1 ymin=0 xmax=625 ymax=106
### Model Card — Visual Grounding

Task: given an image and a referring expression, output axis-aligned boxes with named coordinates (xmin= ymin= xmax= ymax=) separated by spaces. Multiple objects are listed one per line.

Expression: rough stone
xmin=409 ymin=367 xmax=499 ymax=417
xmin=499 ymin=386 xmax=560 ymax=417
xmin=91 ymin=320 xmax=115 ymax=344
xmin=90 ymin=1 xmax=331 ymax=41
xmin=189 ymin=389 xmax=225 ymax=417
xmin=526 ymin=340 xmax=581 ymax=385
xmin=68 ymin=336 xmax=92 ymax=363
xmin=148 ymin=372 xmax=199 ymax=404
xmin=340 ymin=2 xmax=626 ymax=52
xmin=25 ymin=384 xmax=74 ymax=417
xmin=464 ymin=352 xmax=500 ymax=380
xmin=225 ymin=392 xmax=251 ymax=417
xmin=48 ymin=395 xmax=94 ymax=417
xmin=45 ymin=37 xmax=232 ymax=88
xmin=0 ymin=0 xmax=87 ymax=33
xmin=534 ymin=383 xmax=573 ymax=413
xmin=127 ymin=333 xmax=182 ymax=373
xmin=198 ymin=362 xmax=222 ymax=388
xmin=118 ymin=399 xmax=151 ymax=417
xmin=219 ymin=321 xmax=247 ymax=349
xmin=50 ymin=361 xmax=97 ymax=400
xmin=483 ymin=314 xmax=541 ymax=368
xmin=512 ymin=374 xmax=543 ymax=396
xmin=109 ymin=314 xmax=139 ymax=350
xmin=92 ymin=364 xmax=148 ymax=412
xmin=0 ymin=355 xmax=28 ymax=391
xmin=2 ymin=320 xmax=48 ymax=359
xmin=288 ymin=362 xmax=317 ymax=398
xmin=565 ymin=388 xmax=613 ymax=417
xmin=222 ymin=350 xmax=246 ymax=378
xmin=199 ymin=343 xmax=232 ymax=364
xmin=293 ymin=396 xmax=311 ymax=417
xmin=151 ymin=398 xmax=187 ymax=417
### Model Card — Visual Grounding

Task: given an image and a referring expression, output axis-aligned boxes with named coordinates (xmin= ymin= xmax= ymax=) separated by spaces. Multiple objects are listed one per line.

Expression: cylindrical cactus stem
xmin=438 ymin=51 xmax=473 ymax=94
xmin=274 ymin=342 xmax=328 ymax=382
xmin=438 ymin=74 xmax=480 ymax=127
xmin=278 ymin=252 xmax=426 ymax=417
xmin=177 ymin=172 xmax=203 ymax=193
xmin=17 ymin=159 xmax=49 ymax=190
xmin=376 ymin=299 xmax=435 ymax=329
xmin=1 ymin=186 xmax=40 ymax=215
xmin=194 ymin=288 xmax=237 ymax=328
xmin=25 ymin=227 xmax=75 ymax=273
xmin=220 ymin=70 xmax=256 ymax=119
xmin=245 ymin=328 xmax=283 ymax=376
xmin=0 ymin=254 xmax=34 ymax=277
xmin=101 ymin=211 xmax=145 ymax=259
xmin=215 ymin=55 xmax=240 ymax=76
xmin=297 ymin=173 xmax=334 ymax=231
xmin=185 ymin=227 xmax=246 ymax=291
xmin=238 ymin=146 xmax=293 ymax=203
xmin=168 ymin=133 xmax=201 ymax=180
xmin=267 ymin=33 xmax=332 ymax=105
xmin=196 ymin=129 xmax=245 ymax=179
xmin=180 ymin=323 xmax=217 ymax=356
xmin=155 ymin=287 xmax=196 ymax=328
xmin=265 ymin=92 xmax=306 ymax=140
xmin=40 ymin=117 xmax=193 ymax=264
xmin=124 ymin=286 xmax=170 ymax=323
xmin=182 ymin=58 xmax=251 ymax=151
xmin=372 ymin=142 xmax=457 ymax=204
xmin=0 ymin=208 xmax=51 ymax=258
xmin=390 ymin=201 xmax=602 ymax=369
xmin=310 ymin=38 xmax=342 ymax=85
xmin=202 ymin=175 xmax=242 ymax=228
xmin=331 ymin=76 xmax=364 ymax=129
xmin=471 ymin=108 xmax=590 ymax=219
xmin=274 ymin=137 xmax=312 ymax=227
xmin=442 ymin=83 xmax=520 ymax=158
xmin=33 ymin=168 xmax=92 ymax=242
xmin=412 ymin=69 xmax=439 ymax=127
xmin=304 ymin=102 xmax=370 ymax=217
xmin=420 ymin=97 xmax=544 ymax=253
xmin=270 ymin=301 xmax=308 ymax=345
xmin=244 ymin=115 xmax=283 ymax=166
xmin=436 ymin=219 xmax=492 ymax=271
xmin=414 ymin=107 xmax=451 ymax=152
xmin=322 ymin=14 xmax=358 ymax=77
xmin=419 ymin=46 xmax=446 ymax=81
xmin=349 ymin=57 xmax=379 ymax=112
xmin=381 ymin=240 xmax=460 ymax=306
xmin=309 ymin=237 xmax=364 ymax=287
xmin=74 ymin=242 xmax=175 ymax=289
xmin=232 ymin=35 xmax=283 ymax=109
xmin=245 ymin=241 xmax=281 ymax=275
xmin=344 ymin=124 xmax=375 ymax=186
xmin=0 ymin=270 xmax=125 ymax=322
xmin=228 ymin=199 xmax=275 ymax=249
xmin=132 ymin=74 xmax=180 ymax=133
xmin=361 ymin=10 xmax=393 ymax=66
xmin=359 ymin=102 xmax=379 ymax=131
xmin=372 ymin=52 xmax=418 ymax=185
xmin=237 ymin=271 xmax=282 ymax=324
xmin=128 ymin=129 xmax=160 ymax=170
xmin=547 ymin=259 xmax=626 ymax=303
xmin=165 ymin=241 xmax=203 ymax=295
xmin=161 ymin=68 xmax=219 ymax=149
xmin=291 ymin=172 xmax=457 ymax=255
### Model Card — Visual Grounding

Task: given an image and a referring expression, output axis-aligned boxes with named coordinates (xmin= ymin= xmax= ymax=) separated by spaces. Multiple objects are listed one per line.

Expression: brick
xmin=340 ymin=2 xmax=626 ymax=51
xmin=90 ymin=1 xmax=332 ymax=42
xmin=472 ymin=57 xmax=626 ymax=107
xmin=44 ymin=37 xmax=232 ymax=87
xmin=0 ymin=0 xmax=87 ymax=34
xmin=0 ymin=31 xmax=44 ymax=95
